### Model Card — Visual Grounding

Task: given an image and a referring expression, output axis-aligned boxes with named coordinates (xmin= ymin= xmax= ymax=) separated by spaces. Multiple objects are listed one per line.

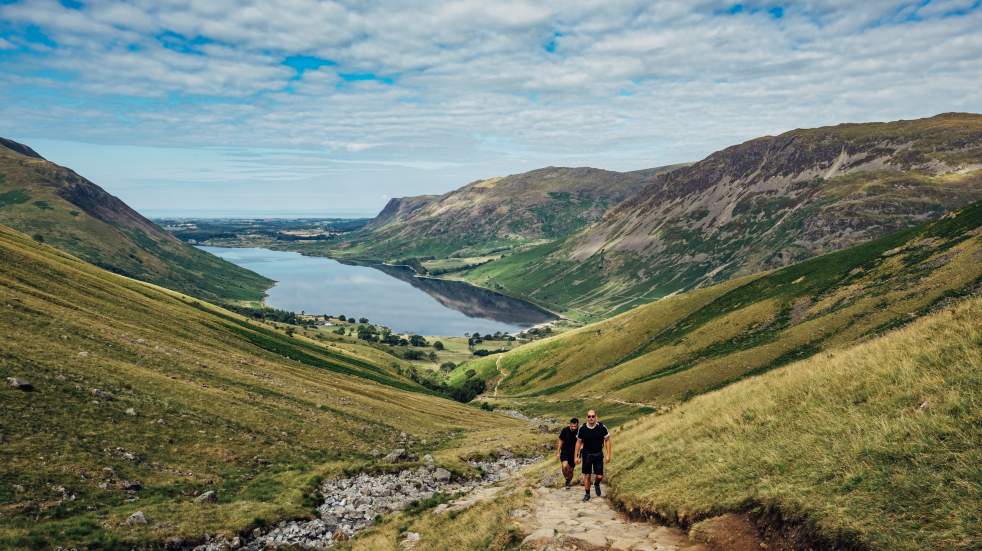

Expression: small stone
xmin=126 ymin=511 xmax=148 ymax=526
xmin=399 ymin=531 xmax=420 ymax=550
xmin=522 ymin=527 xmax=555 ymax=546
xmin=121 ymin=480 xmax=143 ymax=491
xmin=195 ymin=490 xmax=218 ymax=503
xmin=91 ymin=388 xmax=114 ymax=401
xmin=422 ymin=454 xmax=434 ymax=465
xmin=537 ymin=424 xmax=550 ymax=433
xmin=125 ymin=408 xmax=137 ymax=416
xmin=6 ymin=377 xmax=33 ymax=391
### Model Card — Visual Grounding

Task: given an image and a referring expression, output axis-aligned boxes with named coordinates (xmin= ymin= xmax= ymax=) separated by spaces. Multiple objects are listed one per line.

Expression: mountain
xmin=327 ymin=165 xmax=682 ymax=263
xmin=0 ymin=139 xmax=271 ymax=302
xmin=0 ymin=222 xmax=537 ymax=548
xmin=462 ymin=113 xmax=982 ymax=319
xmin=454 ymin=199 xmax=982 ymax=406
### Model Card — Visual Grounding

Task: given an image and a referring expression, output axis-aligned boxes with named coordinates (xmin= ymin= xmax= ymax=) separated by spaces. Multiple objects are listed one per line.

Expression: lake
xmin=201 ymin=246 xmax=556 ymax=336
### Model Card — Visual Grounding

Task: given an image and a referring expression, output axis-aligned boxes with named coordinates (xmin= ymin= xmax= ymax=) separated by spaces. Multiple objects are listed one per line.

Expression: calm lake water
xmin=201 ymin=246 xmax=555 ymax=336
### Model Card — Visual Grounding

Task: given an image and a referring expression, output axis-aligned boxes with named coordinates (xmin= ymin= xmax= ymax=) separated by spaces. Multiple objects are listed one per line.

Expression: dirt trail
xmin=493 ymin=355 xmax=507 ymax=397
xmin=513 ymin=485 xmax=706 ymax=551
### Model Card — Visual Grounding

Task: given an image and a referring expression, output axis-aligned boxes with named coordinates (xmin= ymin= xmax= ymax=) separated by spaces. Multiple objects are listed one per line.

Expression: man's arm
xmin=604 ymin=435 xmax=612 ymax=463
xmin=574 ymin=439 xmax=582 ymax=464
xmin=556 ymin=437 xmax=563 ymax=459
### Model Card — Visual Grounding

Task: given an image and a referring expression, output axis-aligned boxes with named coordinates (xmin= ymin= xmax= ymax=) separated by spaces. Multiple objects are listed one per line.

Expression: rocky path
xmin=514 ymin=485 xmax=707 ymax=551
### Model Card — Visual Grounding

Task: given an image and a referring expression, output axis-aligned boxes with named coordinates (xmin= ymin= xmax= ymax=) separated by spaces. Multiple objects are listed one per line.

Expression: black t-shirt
xmin=558 ymin=426 xmax=577 ymax=457
xmin=576 ymin=422 xmax=609 ymax=454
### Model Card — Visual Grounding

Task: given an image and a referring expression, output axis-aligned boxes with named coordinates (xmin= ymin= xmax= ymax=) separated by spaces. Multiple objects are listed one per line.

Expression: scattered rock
xmin=195 ymin=490 xmax=218 ymax=503
xmin=536 ymin=424 xmax=550 ymax=433
xmin=126 ymin=511 xmax=148 ymax=526
xmin=120 ymin=480 xmax=143 ymax=492
xmin=78 ymin=351 xmax=89 ymax=358
xmin=6 ymin=377 xmax=33 ymax=391
xmin=125 ymin=408 xmax=137 ymax=416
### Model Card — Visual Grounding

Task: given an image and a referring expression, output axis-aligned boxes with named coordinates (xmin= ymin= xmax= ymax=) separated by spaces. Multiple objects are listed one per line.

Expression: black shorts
xmin=560 ymin=453 xmax=575 ymax=465
xmin=582 ymin=452 xmax=604 ymax=475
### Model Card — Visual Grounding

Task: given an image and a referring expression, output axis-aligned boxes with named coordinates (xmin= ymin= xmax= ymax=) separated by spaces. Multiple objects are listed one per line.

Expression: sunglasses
xmin=587 ymin=415 xmax=596 ymax=418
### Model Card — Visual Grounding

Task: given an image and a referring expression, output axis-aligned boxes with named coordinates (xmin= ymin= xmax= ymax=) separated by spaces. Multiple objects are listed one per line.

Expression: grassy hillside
xmin=0 ymin=139 xmax=271 ymax=303
xmin=607 ymin=294 xmax=981 ymax=551
xmin=0 ymin=223 xmax=540 ymax=549
xmin=463 ymin=200 xmax=982 ymax=410
xmin=461 ymin=113 xmax=982 ymax=319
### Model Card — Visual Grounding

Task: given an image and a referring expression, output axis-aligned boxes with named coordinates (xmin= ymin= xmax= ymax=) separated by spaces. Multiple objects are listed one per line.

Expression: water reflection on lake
xmin=201 ymin=246 xmax=555 ymax=336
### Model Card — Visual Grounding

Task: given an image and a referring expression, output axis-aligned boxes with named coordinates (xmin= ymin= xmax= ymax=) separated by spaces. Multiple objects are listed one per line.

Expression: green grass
xmin=0 ymin=223 xmax=544 ymax=549
xmin=472 ymin=201 xmax=982 ymax=406
xmin=606 ymin=294 xmax=982 ymax=551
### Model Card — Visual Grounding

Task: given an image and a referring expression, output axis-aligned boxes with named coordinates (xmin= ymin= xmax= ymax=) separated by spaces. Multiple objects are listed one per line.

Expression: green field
xmin=0 ymin=223 xmax=543 ymax=549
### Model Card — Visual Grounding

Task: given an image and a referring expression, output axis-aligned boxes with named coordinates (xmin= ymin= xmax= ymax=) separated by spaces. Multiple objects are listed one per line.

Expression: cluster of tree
xmin=519 ymin=326 xmax=553 ymax=339
xmin=472 ymin=348 xmax=509 ymax=357
xmin=467 ymin=331 xmax=516 ymax=346
xmin=226 ymin=304 xmax=300 ymax=325
xmin=336 ymin=315 xmax=369 ymax=324
xmin=404 ymin=349 xmax=438 ymax=361
xmin=400 ymin=365 xmax=486 ymax=403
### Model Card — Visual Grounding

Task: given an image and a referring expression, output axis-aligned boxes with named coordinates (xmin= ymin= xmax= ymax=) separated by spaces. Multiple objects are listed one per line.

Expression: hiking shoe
xmin=582 ymin=492 xmax=590 ymax=502
xmin=594 ymin=482 xmax=602 ymax=497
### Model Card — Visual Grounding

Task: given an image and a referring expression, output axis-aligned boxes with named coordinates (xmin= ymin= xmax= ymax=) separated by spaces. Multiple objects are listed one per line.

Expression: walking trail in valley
xmin=512 ymin=484 xmax=706 ymax=551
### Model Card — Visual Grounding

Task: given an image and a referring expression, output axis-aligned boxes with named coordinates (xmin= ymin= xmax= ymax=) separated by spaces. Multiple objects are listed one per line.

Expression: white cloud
xmin=0 ymin=0 xmax=979 ymax=213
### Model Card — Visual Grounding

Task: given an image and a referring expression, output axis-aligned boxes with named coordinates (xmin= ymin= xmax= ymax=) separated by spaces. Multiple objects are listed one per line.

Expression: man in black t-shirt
xmin=574 ymin=409 xmax=611 ymax=501
xmin=556 ymin=418 xmax=579 ymax=488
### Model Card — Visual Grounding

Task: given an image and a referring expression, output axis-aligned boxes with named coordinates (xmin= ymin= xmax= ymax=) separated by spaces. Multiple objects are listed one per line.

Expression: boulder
xmin=433 ymin=468 xmax=452 ymax=482
xmin=6 ymin=377 xmax=33 ymax=391
xmin=126 ymin=511 xmax=148 ymax=526
xmin=399 ymin=531 xmax=420 ymax=550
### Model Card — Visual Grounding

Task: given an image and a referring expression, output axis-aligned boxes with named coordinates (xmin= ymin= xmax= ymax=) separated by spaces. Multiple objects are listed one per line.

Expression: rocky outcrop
xmin=194 ymin=456 xmax=538 ymax=550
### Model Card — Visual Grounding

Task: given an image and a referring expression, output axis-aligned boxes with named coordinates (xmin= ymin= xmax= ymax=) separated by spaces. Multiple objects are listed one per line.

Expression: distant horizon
xmin=145 ymin=207 xmax=380 ymax=220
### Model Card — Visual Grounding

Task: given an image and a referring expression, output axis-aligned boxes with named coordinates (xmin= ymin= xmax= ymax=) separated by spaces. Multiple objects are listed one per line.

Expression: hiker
xmin=556 ymin=417 xmax=579 ymax=489
xmin=574 ymin=409 xmax=610 ymax=501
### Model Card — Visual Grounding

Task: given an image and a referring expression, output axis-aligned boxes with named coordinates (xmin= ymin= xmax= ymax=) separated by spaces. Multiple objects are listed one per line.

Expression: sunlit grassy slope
xmin=0 ymin=139 xmax=270 ymax=303
xmin=0 ymin=224 xmax=540 ymax=549
xmin=467 ymin=201 xmax=982 ymax=410
xmin=607 ymin=294 xmax=982 ymax=551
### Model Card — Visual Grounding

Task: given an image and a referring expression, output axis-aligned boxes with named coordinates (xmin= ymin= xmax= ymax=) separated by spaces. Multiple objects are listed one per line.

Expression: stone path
xmin=514 ymin=485 xmax=707 ymax=551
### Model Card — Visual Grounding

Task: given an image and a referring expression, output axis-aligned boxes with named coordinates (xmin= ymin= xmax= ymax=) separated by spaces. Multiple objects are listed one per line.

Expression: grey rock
xmin=126 ymin=511 xmax=148 ymax=525
xmin=125 ymin=407 xmax=137 ymax=416
xmin=195 ymin=490 xmax=218 ymax=503
xmin=433 ymin=468 xmax=452 ymax=482
xmin=91 ymin=388 xmax=114 ymax=401
xmin=6 ymin=377 xmax=33 ymax=391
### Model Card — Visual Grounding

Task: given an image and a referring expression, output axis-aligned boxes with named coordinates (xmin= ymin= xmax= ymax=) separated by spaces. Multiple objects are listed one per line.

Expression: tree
xmin=338 ymin=315 xmax=347 ymax=322
xmin=440 ymin=362 xmax=456 ymax=373
xmin=409 ymin=334 xmax=428 ymax=347
xmin=359 ymin=317 xmax=369 ymax=324
xmin=404 ymin=349 xmax=425 ymax=360
xmin=433 ymin=341 xmax=445 ymax=351
xmin=428 ymin=351 xmax=437 ymax=361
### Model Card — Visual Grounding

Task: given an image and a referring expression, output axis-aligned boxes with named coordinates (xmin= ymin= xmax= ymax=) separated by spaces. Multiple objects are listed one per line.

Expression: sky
xmin=1 ymin=0 xmax=980 ymax=217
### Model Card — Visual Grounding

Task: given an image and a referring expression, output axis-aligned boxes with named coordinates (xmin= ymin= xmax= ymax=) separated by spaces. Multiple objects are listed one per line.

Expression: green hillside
xmin=460 ymin=200 xmax=982 ymax=410
xmin=0 ymin=139 xmax=271 ymax=303
xmin=460 ymin=113 xmax=982 ymax=319
xmin=607 ymin=294 xmax=981 ymax=551
xmin=0 ymin=223 xmax=538 ymax=549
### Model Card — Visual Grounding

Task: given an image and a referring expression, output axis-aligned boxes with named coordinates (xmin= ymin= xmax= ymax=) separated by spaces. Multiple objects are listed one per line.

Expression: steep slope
xmin=0 ymin=224 xmax=537 ymax=548
xmin=459 ymin=200 xmax=982 ymax=406
xmin=0 ymin=139 xmax=271 ymax=302
xmin=327 ymin=166 xmax=680 ymax=261
xmin=607 ymin=295 xmax=981 ymax=551
xmin=463 ymin=113 xmax=982 ymax=319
